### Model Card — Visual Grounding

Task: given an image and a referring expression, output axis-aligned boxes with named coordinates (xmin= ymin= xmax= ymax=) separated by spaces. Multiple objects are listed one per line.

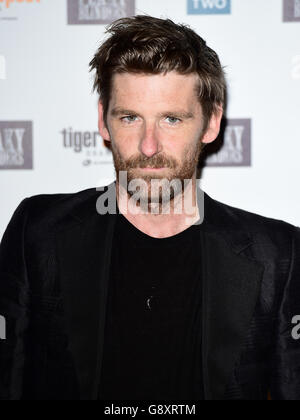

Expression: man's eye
xmin=121 ymin=115 xmax=138 ymax=123
xmin=166 ymin=117 xmax=181 ymax=125
xmin=120 ymin=116 xmax=181 ymax=124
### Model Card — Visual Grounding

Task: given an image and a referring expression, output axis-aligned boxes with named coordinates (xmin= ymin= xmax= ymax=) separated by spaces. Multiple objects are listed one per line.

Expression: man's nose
xmin=139 ymin=124 xmax=162 ymax=158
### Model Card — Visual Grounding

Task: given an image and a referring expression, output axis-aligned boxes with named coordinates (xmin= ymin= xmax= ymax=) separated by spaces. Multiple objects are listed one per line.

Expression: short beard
xmin=111 ymin=135 xmax=205 ymax=208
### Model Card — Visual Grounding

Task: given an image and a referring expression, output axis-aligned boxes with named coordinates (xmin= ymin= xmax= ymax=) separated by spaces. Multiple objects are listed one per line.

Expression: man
xmin=0 ymin=15 xmax=299 ymax=401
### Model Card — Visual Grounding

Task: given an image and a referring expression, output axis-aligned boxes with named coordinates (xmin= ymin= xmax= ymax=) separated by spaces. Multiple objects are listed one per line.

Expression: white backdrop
xmin=0 ymin=0 xmax=299 ymax=239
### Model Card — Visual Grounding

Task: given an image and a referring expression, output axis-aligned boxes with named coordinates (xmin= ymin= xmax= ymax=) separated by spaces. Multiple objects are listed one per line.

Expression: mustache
xmin=125 ymin=155 xmax=177 ymax=169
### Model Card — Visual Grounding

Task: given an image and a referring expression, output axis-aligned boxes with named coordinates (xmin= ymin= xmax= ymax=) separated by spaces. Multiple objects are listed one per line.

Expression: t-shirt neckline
xmin=116 ymin=204 xmax=201 ymax=247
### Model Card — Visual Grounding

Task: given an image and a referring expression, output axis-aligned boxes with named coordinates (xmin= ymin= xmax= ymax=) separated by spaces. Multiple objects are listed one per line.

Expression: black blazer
xmin=0 ymin=181 xmax=299 ymax=400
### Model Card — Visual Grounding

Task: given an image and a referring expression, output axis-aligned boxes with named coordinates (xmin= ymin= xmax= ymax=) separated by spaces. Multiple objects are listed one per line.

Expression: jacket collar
xmin=55 ymin=181 xmax=265 ymax=400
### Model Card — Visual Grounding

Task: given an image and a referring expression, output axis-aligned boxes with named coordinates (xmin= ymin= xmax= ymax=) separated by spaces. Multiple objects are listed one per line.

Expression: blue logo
xmin=188 ymin=0 xmax=231 ymax=15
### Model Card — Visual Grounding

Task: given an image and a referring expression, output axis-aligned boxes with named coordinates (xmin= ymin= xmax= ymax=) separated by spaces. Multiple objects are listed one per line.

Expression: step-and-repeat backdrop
xmin=0 ymin=0 xmax=299 ymax=237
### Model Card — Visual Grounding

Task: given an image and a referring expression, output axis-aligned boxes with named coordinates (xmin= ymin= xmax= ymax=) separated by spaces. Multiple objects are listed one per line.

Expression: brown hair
xmin=89 ymin=15 xmax=226 ymax=131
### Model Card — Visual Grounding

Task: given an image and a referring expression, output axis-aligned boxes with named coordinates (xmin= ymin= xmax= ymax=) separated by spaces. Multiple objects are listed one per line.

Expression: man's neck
xmin=116 ymin=175 xmax=200 ymax=239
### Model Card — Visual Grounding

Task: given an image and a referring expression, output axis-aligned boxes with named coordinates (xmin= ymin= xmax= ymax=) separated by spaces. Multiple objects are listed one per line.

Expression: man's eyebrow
xmin=110 ymin=108 xmax=139 ymax=117
xmin=158 ymin=110 xmax=195 ymax=119
xmin=110 ymin=107 xmax=195 ymax=119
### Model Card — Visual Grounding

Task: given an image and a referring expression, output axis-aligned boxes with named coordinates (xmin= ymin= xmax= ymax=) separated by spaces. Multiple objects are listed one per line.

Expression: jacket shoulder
xmin=25 ymin=187 xmax=98 ymax=216
xmin=12 ymin=185 xmax=111 ymax=239
xmin=205 ymin=193 xmax=299 ymax=244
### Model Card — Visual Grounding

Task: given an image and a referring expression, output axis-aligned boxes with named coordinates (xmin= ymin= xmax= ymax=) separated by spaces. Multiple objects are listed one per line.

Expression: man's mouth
xmin=143 ymin=167 xmax=164 ymax=170
xmin=137 ymin=166 xmax=166 ymax=171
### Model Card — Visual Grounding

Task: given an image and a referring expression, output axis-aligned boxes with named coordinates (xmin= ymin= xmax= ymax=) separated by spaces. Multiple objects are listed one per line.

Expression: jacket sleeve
xmin=270 ymin=225 xmax=300 ymax=400
xmin=0 ymin=198 xmax=30 ymax=400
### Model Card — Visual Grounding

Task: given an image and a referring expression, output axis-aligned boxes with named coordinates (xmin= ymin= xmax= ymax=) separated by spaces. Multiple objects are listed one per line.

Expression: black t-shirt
xmin=99 ymin=207 xmax=204 ymax=401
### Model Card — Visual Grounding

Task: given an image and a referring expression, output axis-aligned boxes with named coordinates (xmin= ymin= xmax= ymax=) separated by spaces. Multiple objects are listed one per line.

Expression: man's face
xmin=99 ymin=71 xmax=219 ymax=204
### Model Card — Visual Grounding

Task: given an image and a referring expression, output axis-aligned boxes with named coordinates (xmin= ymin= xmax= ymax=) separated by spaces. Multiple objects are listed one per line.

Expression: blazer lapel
xmin=55 ymin=183 xmax=117 ymax=400
xmin=199 ymin=191 xmax=265 ymax=400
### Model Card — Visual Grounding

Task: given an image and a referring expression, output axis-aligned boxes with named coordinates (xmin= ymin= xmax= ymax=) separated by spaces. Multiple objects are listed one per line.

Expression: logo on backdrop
xmin=61 ymin=127 xmax=112 ymax=167
xmin=67 ymin=0 xmax=135 ymax=25
xmin=283 ymin=0 xmax=300 ymax=21
xmin=0 ymin=0 xmax=40 ymax=21
xmin=0 ymin=0 xmax=40 ymax=7
xmin=0 ymin=121 xmax=33 ymax=170
xmin=188 ymin=0 xmax=231 ymax=15
xmin=206 ymin=119 xmax=251 ymax=167
xmin=0 ymin=55 xmax=6 ymax=80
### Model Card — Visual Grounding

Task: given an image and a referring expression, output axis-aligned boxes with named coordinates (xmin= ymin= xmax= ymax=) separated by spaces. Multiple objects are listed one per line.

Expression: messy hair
xmin=89 ymin=15 xmax=226 ymax=131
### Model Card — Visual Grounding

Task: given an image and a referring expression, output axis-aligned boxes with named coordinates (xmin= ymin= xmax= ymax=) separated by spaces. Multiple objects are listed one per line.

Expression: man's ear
xmin=98 ymin=101 xmax=111 ymax=142
xmin=201 ymin=106 xmax=223 ymax=144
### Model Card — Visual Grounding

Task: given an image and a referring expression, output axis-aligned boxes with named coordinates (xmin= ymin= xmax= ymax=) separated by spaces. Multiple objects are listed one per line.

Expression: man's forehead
xmin=111 ymin=71 xmax=200 ymax=90
xmin=110 ymin=71 xmax=200 ymax=110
